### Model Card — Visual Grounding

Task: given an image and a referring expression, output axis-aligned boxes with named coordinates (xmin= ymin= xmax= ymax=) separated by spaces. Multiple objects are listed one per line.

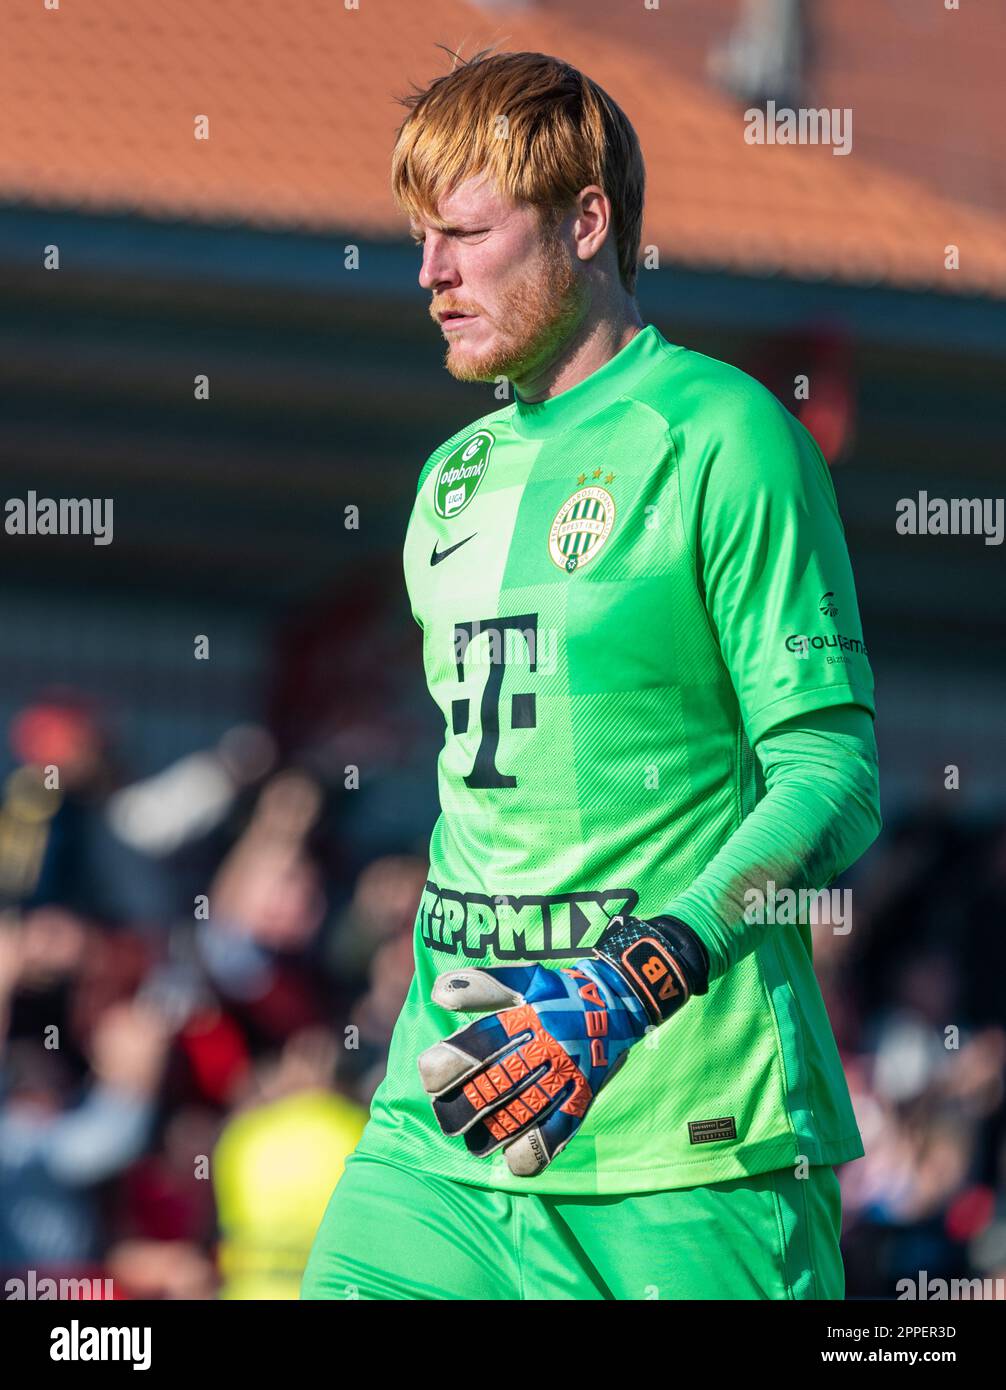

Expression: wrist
xmin=595 ymin=914 xmax=710 ymax=1026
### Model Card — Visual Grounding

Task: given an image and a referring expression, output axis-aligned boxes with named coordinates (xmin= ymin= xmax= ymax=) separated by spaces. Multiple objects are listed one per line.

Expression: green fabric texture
xmin=667 ymin=704 xmax=881 ymax=978
xmin=301 ymin=1153 xmax=844 ymax=1300
xmin=357 ymin=325 xmax=877 ymax=1194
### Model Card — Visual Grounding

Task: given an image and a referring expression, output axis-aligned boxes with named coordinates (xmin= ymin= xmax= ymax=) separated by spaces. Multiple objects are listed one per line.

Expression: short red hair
xmin=392 ymin=50 xmax=645 ymax=294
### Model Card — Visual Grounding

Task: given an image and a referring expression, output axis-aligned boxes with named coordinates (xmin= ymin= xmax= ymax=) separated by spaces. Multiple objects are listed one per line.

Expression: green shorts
xmin=300 ymin=1153 xmax=845 ymax=1300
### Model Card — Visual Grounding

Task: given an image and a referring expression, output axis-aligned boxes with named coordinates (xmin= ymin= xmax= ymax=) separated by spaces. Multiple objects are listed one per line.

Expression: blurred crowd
xmin=0 ymin=692 xmax=426 ymax=1299
xmin=822 ymin=813 xmax=1006 ymax=1297
xmin=1 ymin=692 xmax=1004 ymax=1299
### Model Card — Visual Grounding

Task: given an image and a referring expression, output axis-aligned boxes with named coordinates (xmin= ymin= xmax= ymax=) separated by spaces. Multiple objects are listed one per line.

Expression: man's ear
xmin=571 ymin=185 xmax=612 ymax=267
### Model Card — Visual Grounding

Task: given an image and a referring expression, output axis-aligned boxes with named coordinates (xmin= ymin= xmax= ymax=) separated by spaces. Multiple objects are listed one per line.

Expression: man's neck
xmin=513 ymin=307 xmax=645 ymax=404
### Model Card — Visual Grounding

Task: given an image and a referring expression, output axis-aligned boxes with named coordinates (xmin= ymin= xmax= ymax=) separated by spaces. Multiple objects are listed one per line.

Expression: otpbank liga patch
xmin=434 ymin=430 xmax=494 ymax=518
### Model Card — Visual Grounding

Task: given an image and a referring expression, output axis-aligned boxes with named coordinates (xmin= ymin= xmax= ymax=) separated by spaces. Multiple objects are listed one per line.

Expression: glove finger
xmin=500 ymin=1043 xmax=632 ymax=1176
xmin=441 ymin=1056 xmax=552 ymax=1143
xmin=420 ymin=988 xmax=576 ymax=1097
xmin=430 ymin=965 xmax=537 ymax=1013
xmin=458 ymin=1020 xmax=595 ymax=1155
xmin=462 ymin=1072 xmax=565 ymax=1159
xmin=419 ymin=1009 xmax=524 ymax=1096
xmin=421 ymin=1007 xmax=553 ymax=1135
xmin=503 ymin=1105 xmax=582 ymax=1178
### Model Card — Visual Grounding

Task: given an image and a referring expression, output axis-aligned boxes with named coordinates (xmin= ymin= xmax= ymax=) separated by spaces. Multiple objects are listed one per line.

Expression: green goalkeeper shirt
xmin=356 ymin=324 xmax=877 ymax=1194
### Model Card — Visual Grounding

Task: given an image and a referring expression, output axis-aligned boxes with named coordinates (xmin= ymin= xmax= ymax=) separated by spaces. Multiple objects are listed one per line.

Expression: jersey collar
xmin=510 ymin=323 xmax=669 ymax=439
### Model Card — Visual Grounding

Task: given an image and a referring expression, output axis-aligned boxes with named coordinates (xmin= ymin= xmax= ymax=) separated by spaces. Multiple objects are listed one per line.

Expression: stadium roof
xmin=3 ymin=0 xmax=1005 ymax=297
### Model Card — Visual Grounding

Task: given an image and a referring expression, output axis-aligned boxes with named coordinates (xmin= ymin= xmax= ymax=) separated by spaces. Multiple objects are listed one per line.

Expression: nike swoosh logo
xmin=430 ymin=534 xmax=476 ymax=566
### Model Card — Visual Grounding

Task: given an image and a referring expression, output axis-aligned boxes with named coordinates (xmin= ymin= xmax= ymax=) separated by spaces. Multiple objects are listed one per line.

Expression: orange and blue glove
xmin=417 ymin=914 xmax=709 ymax=1177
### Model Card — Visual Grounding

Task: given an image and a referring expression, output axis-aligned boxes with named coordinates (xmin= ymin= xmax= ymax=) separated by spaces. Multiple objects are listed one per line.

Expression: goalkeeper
xmin=303 ymin=49 xmax=880 ymax=1301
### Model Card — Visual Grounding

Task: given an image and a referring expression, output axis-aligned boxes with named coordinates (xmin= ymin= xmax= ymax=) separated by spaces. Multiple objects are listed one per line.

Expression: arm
xmin=44 ymin=1086 xmax=155 ymax=1187
xmin=658 ymin=371 xmax=880 ymax=974
xmin=663 ymin=702 xmax=881 ymax=979
xmin=43 ymin=1000 xmax=172 ymax=1186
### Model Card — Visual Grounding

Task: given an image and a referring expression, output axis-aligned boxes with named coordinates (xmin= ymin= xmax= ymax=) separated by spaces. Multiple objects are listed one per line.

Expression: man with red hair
xmin=303 ymin=49 xmax=880 ymax=1302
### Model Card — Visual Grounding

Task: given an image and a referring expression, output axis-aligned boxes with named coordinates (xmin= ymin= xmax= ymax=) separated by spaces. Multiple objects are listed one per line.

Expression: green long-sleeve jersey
xmin=357 ymin=324 xmax=877 ymax=1194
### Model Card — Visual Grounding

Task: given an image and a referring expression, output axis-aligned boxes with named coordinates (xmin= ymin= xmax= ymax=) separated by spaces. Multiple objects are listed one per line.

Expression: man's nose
xmin=418 ymin=236 xmax=460 ymax=294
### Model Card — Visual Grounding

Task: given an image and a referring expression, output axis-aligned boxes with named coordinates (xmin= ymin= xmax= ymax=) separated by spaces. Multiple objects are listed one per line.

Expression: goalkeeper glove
xmin=417 ymin=914 xmax=710 ymax=1177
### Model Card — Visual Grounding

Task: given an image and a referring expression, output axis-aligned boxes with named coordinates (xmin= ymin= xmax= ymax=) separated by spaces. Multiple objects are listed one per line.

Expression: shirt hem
xmin=352 ymin=1128 xmax=865 ymax=1197
xmin=748 ymin=684 xmax=875 ymax=747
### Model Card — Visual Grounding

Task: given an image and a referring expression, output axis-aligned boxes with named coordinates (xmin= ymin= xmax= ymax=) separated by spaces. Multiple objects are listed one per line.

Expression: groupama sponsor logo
xmin=434 ymin=430 xmax=494 ymax=519
xmin=786 ymin=631 xmax=868 ymax=657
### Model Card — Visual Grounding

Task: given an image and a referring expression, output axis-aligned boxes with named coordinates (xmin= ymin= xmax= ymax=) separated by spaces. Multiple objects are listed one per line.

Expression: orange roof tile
xmin=540 ymin=0 xmax=1006 ymax=219
xmin=2 ymin=0 xmax=1004 ymax=296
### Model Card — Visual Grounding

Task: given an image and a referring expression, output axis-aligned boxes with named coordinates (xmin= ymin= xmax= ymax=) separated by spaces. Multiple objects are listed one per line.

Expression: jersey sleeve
xmin=674 ymin=374 xmax=875 ymax=746
xmin=663 ymin=703 xmax=881 ymax=978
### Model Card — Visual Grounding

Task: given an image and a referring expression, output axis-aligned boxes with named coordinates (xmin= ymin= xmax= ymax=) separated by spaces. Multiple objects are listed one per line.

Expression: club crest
xmin=548 ymin=484 xmax=615 ymax=572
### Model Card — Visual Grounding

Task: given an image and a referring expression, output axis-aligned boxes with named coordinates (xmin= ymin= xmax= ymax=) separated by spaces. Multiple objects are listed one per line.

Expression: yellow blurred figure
xmin=213 ymin=1089 xmax=366 ymax=1299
